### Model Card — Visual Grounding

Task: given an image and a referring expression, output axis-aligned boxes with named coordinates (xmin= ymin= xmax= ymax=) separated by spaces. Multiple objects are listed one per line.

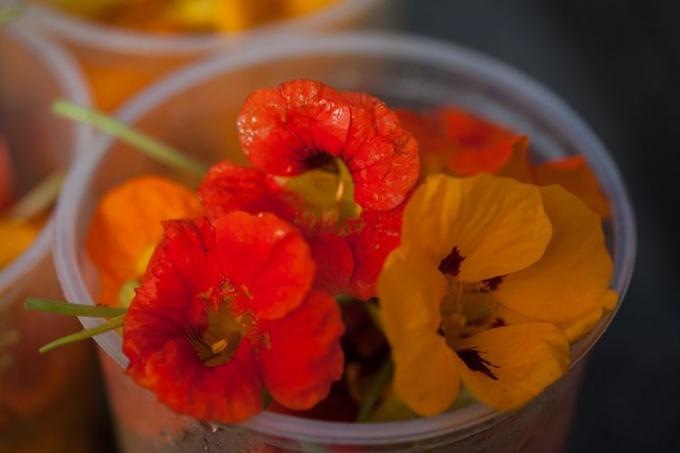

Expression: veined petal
xmin=378 ymin=247 xmax=458 ymax=415
xmin=378 ymin=247 xmax=447 ymax=339
xmin=212 ymin=211 xmax=314 ymax=320
xmin=402 ymin=174 xmax=552 ymax=282
xmin=454 ymin=323 xmax=570 ymax=411
xmin=392 ymin=335 xmax=460 ymax=416
xmin=533 ymin=155 xmax=610 ymax=218
xmin=495 ymin=185 xmax=614 ymax=323
xmin=259 ymin=291 xmax=344 ymax=409
xmin=134 ymin=338 xmax=263 ymax=424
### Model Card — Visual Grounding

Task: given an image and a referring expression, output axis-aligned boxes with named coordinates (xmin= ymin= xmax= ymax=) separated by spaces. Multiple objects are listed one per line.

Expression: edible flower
xmin=238 ymin=79 xmax=419 ymax=212
xmin=378 ymin=173 xmax=615 ymax=414
xmin=86 ymin=176 xmax=202 ymax=306
xmin=198 ymin=159 xmax=405 ymax=298
xmin=123 ymin=211 xmax=344 ymax=423
xmin=398 ymin=107 xmax=610 ymax=217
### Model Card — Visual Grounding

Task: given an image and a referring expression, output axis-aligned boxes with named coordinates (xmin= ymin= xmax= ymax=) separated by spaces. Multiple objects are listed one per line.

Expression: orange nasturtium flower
xmin=378 ymin=173 xmax=616 ymax=414
xmin=397 ymin=107 xmax=531 ymax=182
xmin=86 ymin=176 xmax=202 ymax=307
xmin=398 ymin=107 xmax=611 ymax=217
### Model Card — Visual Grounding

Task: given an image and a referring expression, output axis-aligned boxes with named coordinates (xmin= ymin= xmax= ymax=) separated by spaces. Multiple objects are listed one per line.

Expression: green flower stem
xmin=356 ymin=358 xmax=394 ymax=422
xmin=51 ymin=100 xmax=209 ymax=176
xmin=25 ymin=298 xmax=127 ymax=317
xmin=7 ymin=170 xmax=65 ymax=222
xmin=39 ymin=314 xmax=124 ymax=353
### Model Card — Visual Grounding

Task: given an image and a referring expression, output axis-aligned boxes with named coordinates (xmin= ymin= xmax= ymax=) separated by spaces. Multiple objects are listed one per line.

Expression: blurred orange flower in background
xmin=86 ymin=175 xmax=202 ymax=307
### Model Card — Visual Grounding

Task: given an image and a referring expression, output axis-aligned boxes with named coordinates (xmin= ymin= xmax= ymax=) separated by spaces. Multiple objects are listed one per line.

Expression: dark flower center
xmin=303 ymin=152 xmax=339 ymax=173
xmin=457 ymin=348 xmax=499 ymax=380
xmin=439 ymin=246 xmax=464 ymax=276
xmin=185 ymin=281 xmax=260 ymax=368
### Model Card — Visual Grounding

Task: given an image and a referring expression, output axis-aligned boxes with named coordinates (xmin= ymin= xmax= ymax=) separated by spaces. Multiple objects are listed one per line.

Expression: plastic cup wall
xmin=53 ymin=33 xmax=636 ymax=452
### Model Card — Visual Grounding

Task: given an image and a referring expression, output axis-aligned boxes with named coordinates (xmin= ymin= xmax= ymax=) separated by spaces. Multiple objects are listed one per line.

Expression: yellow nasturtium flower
xmin=378 ymin=173 xmax=616 ymax=415
xmin=87 ymin=176 xmax=202 ymax=307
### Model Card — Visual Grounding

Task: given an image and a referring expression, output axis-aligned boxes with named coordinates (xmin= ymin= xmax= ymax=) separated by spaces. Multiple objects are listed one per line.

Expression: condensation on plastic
xmin=53 ymin=33 xmax=636 ymax=452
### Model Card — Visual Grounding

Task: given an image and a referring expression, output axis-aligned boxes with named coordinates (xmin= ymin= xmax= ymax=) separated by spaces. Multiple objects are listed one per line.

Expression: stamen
xmin=241 ymin=285 xmax=253 ymax=300
xmin=210 ymin=339 xmax=228 ymax=354
xmin=335 ymin=179 xmax=345 ymax=202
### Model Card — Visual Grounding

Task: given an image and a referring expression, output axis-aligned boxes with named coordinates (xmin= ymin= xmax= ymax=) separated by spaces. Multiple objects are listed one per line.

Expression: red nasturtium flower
xmin=123 ymin=211 xmax=344 ymax=423
xmin=237 ymin=79 xmax=419 ymax=212
xmin=198 ymin=160 xmax=405 ymax=299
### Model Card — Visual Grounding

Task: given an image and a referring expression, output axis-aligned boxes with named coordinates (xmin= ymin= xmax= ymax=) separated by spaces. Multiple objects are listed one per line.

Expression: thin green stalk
xmin=25 ymin=298 xmax=127 ymax=317
xmin=39 ymin=314 xmax=124 ymax=353
xmin=8 ymin=170 xmax=65 ymax=221
xmin=51 ymin=100 xmax=209 ymax=176
xmin=356 ymin=358 xmax=394 ymax=422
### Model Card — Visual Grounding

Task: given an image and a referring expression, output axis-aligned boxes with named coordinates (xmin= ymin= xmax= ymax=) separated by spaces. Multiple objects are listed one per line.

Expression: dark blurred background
xmin=402 ymin=0 xmax=679 ymax=451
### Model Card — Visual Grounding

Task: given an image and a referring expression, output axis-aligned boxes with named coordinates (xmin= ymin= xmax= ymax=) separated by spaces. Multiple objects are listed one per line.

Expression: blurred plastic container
xmin=0 ymin=25 xmax=112 ymax=452
xmin=23 ymin=0 xmax=389 ymax=111
xmin=54 ymin=33 xmax=636 ymax=452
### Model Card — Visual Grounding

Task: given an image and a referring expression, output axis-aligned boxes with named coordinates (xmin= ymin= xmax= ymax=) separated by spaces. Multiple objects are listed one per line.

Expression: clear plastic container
xmin=0 ymin=25 xmax=110 ymax=452
xmin=53 ymin=32 xmax=636 ymax=452
xmin=23 ymin=0 xmax=388 ymax=111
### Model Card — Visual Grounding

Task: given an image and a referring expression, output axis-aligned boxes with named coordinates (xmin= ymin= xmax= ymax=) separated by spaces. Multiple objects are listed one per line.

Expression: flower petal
xmin=124 ymin=218 xmax=218 ymax=377
xmin=198 ymin=160 xmax=292 ymax=220
xmin=495 ymin=185 xmax=615 ymax=323
xmin=392 ymin=334 xmax=460 ymax=416
xmin=495 ymin=137 xmax=533 ymax=183
xmin=378 ymin=248 xmax=459 ymax=415
xmin=238 ymin=80 xmax=418 ymax=211
xmin=341 ymin=93 xmax=419 ymax=211
xmin=307 ymin=233 xmax=354 ymax=295
xmin=533 ymin=155 xmax=610 ymax=218
xmin=259 ymin=291 xmax=344 ymax=409
xmin=346 ymin=202 xmax=405 ymax=300
xmin=454 ymin=323 xmax=570 ymax=411
xmin=87 ymin=176 xmax=202 ymax=284
xmin=402 ymin=173 xmax=552 ymax=282
xmin=437 ymin=107 xmax=520 ymax=177
xmin=212 ymin=211 xmax=314 ymax=319
xmin=238 ymin=79 xmax=351 ymax=176
xmin=132 ymin=338 xmax=263 ymax=424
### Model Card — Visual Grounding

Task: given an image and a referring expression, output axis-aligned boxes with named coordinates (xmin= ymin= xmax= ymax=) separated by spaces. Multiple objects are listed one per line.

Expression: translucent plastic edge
xmin=52 ymin=32 xmax=637 ymax=445
xmin=22 ymin=0 xmax=384 ymax=56
xmin=0 ymin=24 xmax=92 ymax=302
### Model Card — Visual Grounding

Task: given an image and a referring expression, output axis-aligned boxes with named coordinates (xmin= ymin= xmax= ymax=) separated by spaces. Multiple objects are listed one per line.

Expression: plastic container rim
xmin=24 ymin=0 xmax=385 ymax=56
